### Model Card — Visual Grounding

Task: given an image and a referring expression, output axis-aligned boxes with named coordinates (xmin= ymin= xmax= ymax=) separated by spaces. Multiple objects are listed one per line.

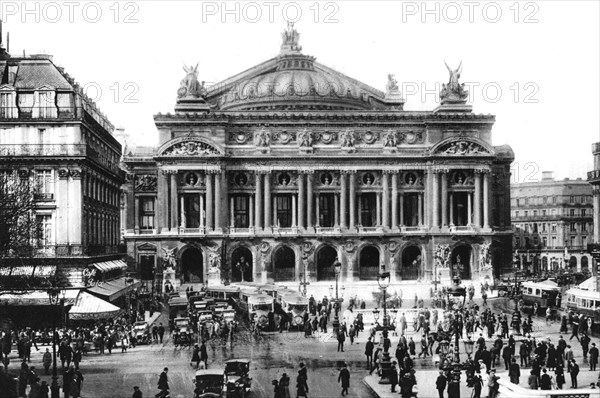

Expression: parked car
xmin=133 ymin=321 xmax=151 ymax=344
xmin=194 ymin=369 xmax=225 ymax=398
xmin=224 ymin=359 xmax=252 ymax=398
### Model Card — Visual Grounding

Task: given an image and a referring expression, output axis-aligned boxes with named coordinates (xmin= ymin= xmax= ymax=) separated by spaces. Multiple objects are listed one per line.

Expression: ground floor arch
xmin=541 ymin=256 xmax=548 ymax=272
xmin=359 ymin=245 xmax=380 ymax=280
xmin=569 ymin=256 xmax=578 ymax=269
xmin=232 ymin=246 xmax=253 ymax=282
xmin=450 ymin=245 xmax=472 ymax=280
xmin=316 ymin=244 xmax=337 ymax=281
xmin=400 ymin=246 xmax=421 ymax=280
xmin=273 ymin=245 xmax=295 ymax=281
xmin=582 ymin=256 xmax=589 ymax=271
xmin=181 ymin=246 xmax=203 ymax=283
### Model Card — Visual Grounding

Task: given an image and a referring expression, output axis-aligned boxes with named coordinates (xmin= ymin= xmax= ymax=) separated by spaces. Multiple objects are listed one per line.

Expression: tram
xmin=280 ymin=292 xmax=309 ymax=328
xmin=519 ymin=280 xmax=561 ymax=315
xmin=564 ymin=277 xmax=600 ymax=330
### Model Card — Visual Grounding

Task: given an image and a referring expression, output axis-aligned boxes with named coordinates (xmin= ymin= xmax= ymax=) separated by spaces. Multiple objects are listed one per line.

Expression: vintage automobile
xmin=198 ymin=310 xmax=214 ymax=324
xmin=214 ymin=307 xmax=236 ymax=324
xmin=132 ymin=321 xmax=151 ymax=345
xmin=173 ymin=317 xmax=193 ymax=346
xmin=280 ymin=292 xmax=309 ymax=329
xmin=194 ymin=369 xmax=226 ymax=398
xmin=224 ymin=359 xmax=252 ymax=398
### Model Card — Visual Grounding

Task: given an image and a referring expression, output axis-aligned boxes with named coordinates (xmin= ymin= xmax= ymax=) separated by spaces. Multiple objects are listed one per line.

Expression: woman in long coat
xmin=279 ymin=373 xmax=291 ymax=398
xmin=555 ymin=363 xmax=565 ymax=389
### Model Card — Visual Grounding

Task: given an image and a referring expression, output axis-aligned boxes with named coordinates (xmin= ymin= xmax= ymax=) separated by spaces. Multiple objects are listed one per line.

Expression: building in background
xmin=512 ymin=171 xmax=593 ymax=275
xmin=121 ymin=24 xmax=514 ymax=297
xmin=588 ymin=143 xmax=600 ymax=274
xmin=0 ymin=28 xmax=129 ymax=327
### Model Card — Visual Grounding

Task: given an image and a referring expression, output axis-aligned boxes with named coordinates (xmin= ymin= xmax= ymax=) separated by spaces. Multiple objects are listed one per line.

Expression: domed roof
xmin=219 ymin=53 xmax=377 ymax=111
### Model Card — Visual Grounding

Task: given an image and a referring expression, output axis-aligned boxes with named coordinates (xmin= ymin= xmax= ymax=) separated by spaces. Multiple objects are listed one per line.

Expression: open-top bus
xmin=519 ymin=280 xmax=561 ymax=315
xmin=280 ymin=292 xmax=309 ymax=328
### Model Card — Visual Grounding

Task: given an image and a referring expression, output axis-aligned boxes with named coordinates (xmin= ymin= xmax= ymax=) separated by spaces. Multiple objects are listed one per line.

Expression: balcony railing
xmin=0 ymin=144 xmax=87 ymax=157
xmin=34 ymin=193 xmax=54 ymax=201
xmin=33 ymin=244 xmax=126 ymax=257
xmin=0 ymin=106 xmax=82 ymax=120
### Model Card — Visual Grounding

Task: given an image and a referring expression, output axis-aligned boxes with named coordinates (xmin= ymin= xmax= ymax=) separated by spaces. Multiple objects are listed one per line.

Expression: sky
xmin=1 ymin=1 xmax=598 ymax=182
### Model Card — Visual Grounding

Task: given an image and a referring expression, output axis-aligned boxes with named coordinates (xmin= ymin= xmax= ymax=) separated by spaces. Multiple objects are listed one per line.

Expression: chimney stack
xmin=541 ymin=171 xmax=554 ymax=181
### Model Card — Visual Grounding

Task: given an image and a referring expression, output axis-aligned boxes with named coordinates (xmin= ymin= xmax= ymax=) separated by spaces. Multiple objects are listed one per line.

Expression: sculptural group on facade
xmin=479 ymin=242 xmax=492 ymax=271
xmin=439 ymin=61 xmax=469 ymax=103
xmin=165 ymin=141 xmax=218 ymax=156
xmin=443 ymin=140 xmax=485 ymax=155
xmin=386 ymin=74 xmax=399 ymax=93
xmin=298 ymin=129 xmax=314 ymax=147
xmin=434 ymin=244 xmax=451 ymax=269
xmin=340 ymin=130 xmax=355 ymax=148
xmin=178 ymin=64 xmax=207 ymax=99
xmin=383 ymin=130 xmax=397 ymax=147
xmin=254 ymin=129 xmax=271 ymax=147
xmin=162 ymin=247 xmax=177 ymax=270
xmin=281 ymin=21 xmax=302 ymax=53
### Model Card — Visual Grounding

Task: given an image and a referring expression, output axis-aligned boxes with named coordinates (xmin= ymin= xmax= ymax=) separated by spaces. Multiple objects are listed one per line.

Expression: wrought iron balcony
xmin=0 ymin=106 xmax=82 ymax=120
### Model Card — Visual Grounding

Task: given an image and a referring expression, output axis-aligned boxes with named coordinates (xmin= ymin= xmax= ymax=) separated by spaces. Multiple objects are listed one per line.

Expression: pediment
xmin=137 ymin=242 xmax=157 ymax=252
xmin=157 ymin=137 xmax=223 ymax=157
xmin=431 ymin=138 xmax=493 ymax=156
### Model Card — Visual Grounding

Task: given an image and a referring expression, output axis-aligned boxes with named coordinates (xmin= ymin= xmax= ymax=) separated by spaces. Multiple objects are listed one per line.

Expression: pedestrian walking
xmin=540 ymin=368 xmax=552 ymax=390
xmin=191 ymin=344 xmax=201 ymax=368
xmin=298 ymin=363 xmax=309 ymax=395
xmin=42 ymin=349 xmax=52 ymax=375
xmin=348 ymin=325 xmax=355 ymax=345
xmin=338 ymin=363 xmax=350 ymax=396
xmin=157 ymin=324 xmax=165 ymax=344
xmin=296 ymin=373 xmax=307 ymax=398
xmin=389 ymin=362 xmax=398 ymax=393
xmin=279 ymin=373 xmax=290 ymax=398
xmin=337 ymin=329 xmax=345 ymax=352
xmin=156 ymin=367 xmax=169 ymax=398
xmin=555 ymin=363 xmax=565 ymax=389
xmin=132 ymin=386 xmax=143 ymax=398
xmin=200 ymin=341 xmax=208 ymax=369
xmin=365 ymin=337 xmax=374 ymax=368
xmin=399 ymin=373 xmax=416 ymax=398
xmin=435 ymin=370 xmax=446 ymax=398
xmin=569 ymin=360 xmax=579 ymax=388
xmin=509 ymin=358 xmax=520 ymax=384
xmin=472 ymin=373 xmax=483 ymax=398
xmin=590 ymin=343 xmax=599 ymax=371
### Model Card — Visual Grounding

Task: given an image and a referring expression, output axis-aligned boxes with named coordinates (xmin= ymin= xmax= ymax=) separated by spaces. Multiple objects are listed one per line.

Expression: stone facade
xmin=512 ymin=171 xmax=593 ymax=273
xmin=0 ymin=46 xmax=124 ymax=280
xmin=122 ymin=25 xmax=514 ymax=291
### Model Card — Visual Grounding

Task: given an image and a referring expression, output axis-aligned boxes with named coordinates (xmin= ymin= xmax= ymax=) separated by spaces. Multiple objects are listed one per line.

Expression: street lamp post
xmin=329 ymin=260 xmax=343 ymax=334
xmin=299 ymin=256 xmax=310 ymax=297
xmin=374 ymin=266 xmax=392 ymax=384
xmin=47 ymin=287 xmax=65 ymax=398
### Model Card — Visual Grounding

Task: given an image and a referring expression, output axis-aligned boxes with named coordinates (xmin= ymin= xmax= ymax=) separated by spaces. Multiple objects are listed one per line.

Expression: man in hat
xmin=389 ymin=361 xmax=398 ymax=393
xmin=132 ymin=386 xmax=143 ymax=398
xmin=590 ymin=342 xmax=599 ymax=371
xmin=487 ymin=369 xmax=499 ymax=398
xmin=298 ymin=363 xmax=309 ymax=394
xmin=435 ymin=370 xmax=447 ymax=398
xmin=337 ymin=363 xmax=350 ymax=396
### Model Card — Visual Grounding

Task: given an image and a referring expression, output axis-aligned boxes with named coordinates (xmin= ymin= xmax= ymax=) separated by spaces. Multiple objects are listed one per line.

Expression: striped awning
xmin=0 ymin=289 xmax=79 ymax=306
xmin=90 ymin=260 xmax=127 ymax=273
xmin=69 ymin=291 xmax=121 ymax=320
xmin=86 ymin=276 xmax=141 ymax=302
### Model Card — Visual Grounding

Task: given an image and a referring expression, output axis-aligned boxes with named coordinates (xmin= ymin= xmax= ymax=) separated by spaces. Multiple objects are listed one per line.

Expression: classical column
xmin=255 ymin=172 xmax=263 ymax=229
xmin=158 ymin=171 xmax=169 ymax=233
xmin=432 ymin=171 xmax=439 ymax=228
xmin=594 ymin=188 xmax=600 ymax=243
xmin=204 ymin=173 xmax=213 ymax=230
xmin=215 ymin=171 xmax=222 ymax=230
xmin=134 ymin=196 xmax=140 ymax=231
xmin=349 ymin=171 xmax=356 ymax=230
xmin=340 ymin=172 xmax=347 ymax=229
xmin=391 ymin=172 xmax=398 ymax=229
xmin=483 ymin=171 xmax=490 ymax=229
xmin=70 ymin=170 xmax=82 ymax=245
xmin=220 ymin=171 xmax=228 ymax=230
xmin=467 ymin=192 xmax=472 ymax=225
xmin=399 ymin=192 xmax=404 ymax=227
xmin=199 ymin=194 xmax=205 ymax=228
xmin=418 ymin=192 xmax=423 ymax=226
xmin=376 ymin=192 xmax=382 ymax=226
xmin=180 ymin=196 xmax=186 ymax=228
xmin=229 ymin=197 xmax=235 ymax=228
xmin=334 ymin=193 xmax=340 ymax=227
xmin=307 ymin=172 xmax=314 ymax=230
xmin=424 ymin=170 xmax=430 ymax=227
xmin=441 ymin=170 xmax=448 ymax=228
xmin=315 ymin=193 xmax=321 ymax=227
xmin=264 ymin=173 xmax=271 ymax=229
xmin=170 ymin=172 xmax=178 ymax=231
xmin=292 ymin=194 xmax=297 ymax=227
xmin=382 ymin=171 xmax=390 ymax=229
xmin=474 ymin=171 xmax=482 ymax=227
xmin=249 ymin=195 xmax=254 ymax=229
xmin=449 ymin=193 xmax=454 ymax=226
xmin=298 ymin=173 xmax=306 ymax=229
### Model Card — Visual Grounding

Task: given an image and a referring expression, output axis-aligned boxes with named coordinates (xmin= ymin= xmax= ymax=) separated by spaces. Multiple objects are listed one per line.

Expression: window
xmin=525 ymin=198 xmax=529 ymax=205
xmin=35 ymin=170 xmax=53 ymax=194
xmin=543 ymin=237 xmax=548 ymax=247
xmin=570 ymin=209 xmax=575 ymax=217
xmin=570 ymin=196 xmax=575 ymax=204
xmin=140 ymin=197 xmax=155 ymax=230
xmin=552 ymin=236 xmax=557 ymax=247
xmin=552 ymin=197 xmax=557 ymax=204
xmin=181 ymin=194 xmax=200 ymax=228
xmin=542 ymin=210 xmax=547 ymax=216
xmin=582 ymin=222 xmax=588 ymax=232
xmin=233 ymin=195 xmax=250 ymax=228
xmin=542 ymin=223 xmax=547 ymax=232
xmin=543 ymin=197 xmax=547 ymax=204
xmin=570 ymin=236 xmax=576 ymax=247
xmin=533 ymin=210 xmax=538 ymax=217
xmin=570 ymin=223 xmax=577 ymax=232
xmin=360 ymin=193 xmax=377 ymax=227
xmin=516 ymin=199 xmax=520 ymax=206
xmin=582 ymin=209 xmax=587 ymax=217
xmin=36 ymin=214 xmax=53 ymax=247
xmin=515 ymin=211 xmax=519 ymax=217
xmin=0 ymin=91 xmax=17 ymax=118
xmin=36 ymin=91 xmax=57 ymax=118
xmin=318 ymin=193 xmax=335 ymax=228
xmin=515 ymin=237 xmax=520 ymax=247
xmin=583 ymin=236 xmax=588 ymax=247
xmin=275 ymin=195 xmax=292 ymax=228
xmin=551 ymin=224 xmax=557 ymax=232
xmin=551 ymin=209 xmax=556 ymax=216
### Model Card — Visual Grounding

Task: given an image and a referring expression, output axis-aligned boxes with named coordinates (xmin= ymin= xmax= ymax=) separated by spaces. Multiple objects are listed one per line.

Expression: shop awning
xmin=86 ymin=276 xmax=141 ymax=302
xmin=0 ymin=289 xmax=79 ymax=306
xmin=69 ymin=291 xmax=121 ymax=320
xmin=90 ymin=260 xmax=127 ymax=273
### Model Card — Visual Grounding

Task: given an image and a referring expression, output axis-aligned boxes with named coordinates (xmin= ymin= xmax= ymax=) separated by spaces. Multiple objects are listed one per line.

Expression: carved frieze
xmin=437 ymin=140 xmax=490 ymax=155
xmin=450 ymin=171 xmax=474 ymax=187
xmin=399 ymin=171 xmax=423 ymax=187
xmin=359 ymin=172 xmax=380 ymax=186
xmin=382 ymin=130 xmax=397 ymax=147
xmin=318 ymin=131 xmax=337 ymax=144
xmin=229 ymin=131 xmax=249 ymax=144
xmin=134 ymin=174 xmax=158 ymax=192
xmin=398 ymin=130 xmax=424 ymax=145
xmin=163 ymin=141 xmax=220 ymax=156
xmin=273 ymin=130 xmax=295 ymax=145
xmin=359 ymin=131 xmax=379 ymax=145
xmin=339 ymin=129 xmax=356 ymax=151
xmin=297 ymin=129 xmax=314 ymax=147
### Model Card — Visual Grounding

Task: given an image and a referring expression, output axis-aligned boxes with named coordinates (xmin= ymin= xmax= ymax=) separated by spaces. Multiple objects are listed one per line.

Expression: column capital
xmin=474 ymin=168 xmax=491 ymax=174
xmin=382 ymin=169 xmax=398 ymax=175
xmin=255 ymin=169 xmax=270 ymax=175
xmin=433 ymin=168 xmax=450 ymax=174
xmin=341 ymin=169 xmax=357 ymax=175
xmin=161 ymin=169 xmax=179 ymax=175
xmin=205 ymin=169 xmax=222 ymax=175
xmin=300 ymin=169 xmax=315 ymax=175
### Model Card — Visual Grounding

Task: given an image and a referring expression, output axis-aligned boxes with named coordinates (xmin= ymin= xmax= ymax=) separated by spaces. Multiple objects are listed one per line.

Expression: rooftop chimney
xmin=541 ymin=171 xmax=554 ymax=181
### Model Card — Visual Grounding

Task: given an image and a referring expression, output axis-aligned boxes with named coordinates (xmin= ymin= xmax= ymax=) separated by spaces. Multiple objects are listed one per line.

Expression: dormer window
xmin=0 ymin=90 xmax=17 ymax=118
xmin=36 ymin=89 xmax=57 ymax=118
